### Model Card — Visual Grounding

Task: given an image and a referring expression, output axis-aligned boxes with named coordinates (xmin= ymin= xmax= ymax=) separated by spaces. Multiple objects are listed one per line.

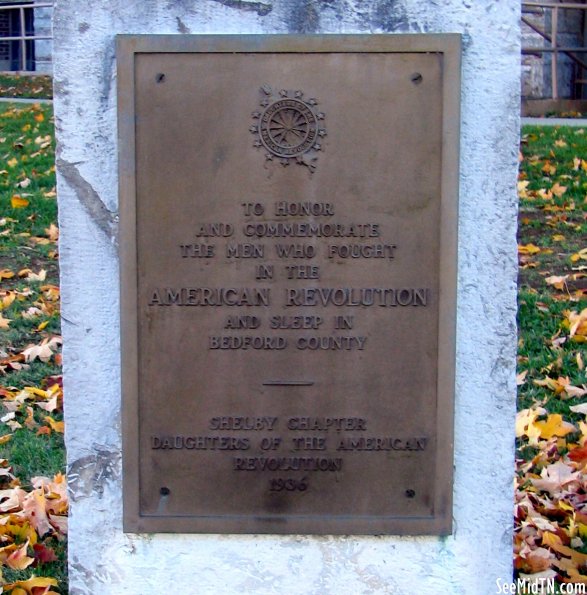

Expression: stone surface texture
xmin=54 ymin=1 xmax=520 ymax=593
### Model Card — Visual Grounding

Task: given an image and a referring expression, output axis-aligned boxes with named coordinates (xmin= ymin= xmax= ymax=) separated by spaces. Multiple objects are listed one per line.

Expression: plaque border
xmin=117 ymin=34 xmax=461 ymax=535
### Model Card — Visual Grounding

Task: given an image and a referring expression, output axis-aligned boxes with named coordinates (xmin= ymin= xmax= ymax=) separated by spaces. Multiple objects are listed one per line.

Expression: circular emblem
xmin=259 ymin=98 xmax=318 ymax=158
xmin=251 ymin=87 xmax=326 ymax=172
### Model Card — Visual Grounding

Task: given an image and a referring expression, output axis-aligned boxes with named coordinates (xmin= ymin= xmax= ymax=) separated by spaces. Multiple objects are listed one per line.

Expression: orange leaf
xmin=5 ymin=540 xmax=34 ymax=570
xmin=11 ymin=195 xmax=29 ymax=209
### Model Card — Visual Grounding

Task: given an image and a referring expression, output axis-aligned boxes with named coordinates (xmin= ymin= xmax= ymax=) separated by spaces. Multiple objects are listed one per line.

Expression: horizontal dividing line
xmin=262 ymin=380 xmax=314 ymax=386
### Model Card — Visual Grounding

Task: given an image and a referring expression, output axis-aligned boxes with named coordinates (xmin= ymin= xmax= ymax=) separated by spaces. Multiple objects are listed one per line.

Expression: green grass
xmin=517 ymin=125 xmax=587 ymax=422
xmin=0 ymin=102 xmax=65 ymax=593
xmin=515 ymin=126 xmax=587 ymax=580
xmin=0 ymin=74 xmax=52 ymax=100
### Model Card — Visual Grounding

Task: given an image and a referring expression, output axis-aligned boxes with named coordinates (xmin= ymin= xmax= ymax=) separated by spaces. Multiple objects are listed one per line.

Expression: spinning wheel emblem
xmin=250 ymin=87 xmax=326 ymax=172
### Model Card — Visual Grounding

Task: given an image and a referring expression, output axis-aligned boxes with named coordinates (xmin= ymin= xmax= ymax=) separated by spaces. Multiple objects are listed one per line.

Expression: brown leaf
xmin=532 ymin=460 xmax=580 ymax=495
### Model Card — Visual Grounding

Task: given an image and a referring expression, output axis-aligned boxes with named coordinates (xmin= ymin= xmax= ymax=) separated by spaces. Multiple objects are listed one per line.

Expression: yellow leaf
xmin=7 ymin=157 xmax=17 ymax=168
xmin=0 ymin=269 xmax=14 ymax=280
xmin=543 ymin=531 xmax=563 ymax=547
xmin=1 ymin=576 xmax=58 ymax=592
xmin=0 ymin=434 xmax=11 ymax=445
xmin=1 ymin=291 xmax=15 ymax=309
xmin=24 ymin=387 xmax=47 ymax=399
xmin=518 ymin=243 xmax=541 ymax=255
xmin=10 ymin=195 xmax=29 ymax=209
xmin=535 ymin=413 xmax=576 ymax=439
xmin=568 ymin=308 xmax=587 ymax=342
xmin=37 ymin=320 xmax=49 ymax=331
xmin=555 ymin=139 xmax=567 ymax=147
xmin=34 ymin=112 xmax=44 ymax=123
xmin=570 ymin=248 xmax=587 ymax=263
xmin=552 ymin=234 xmax=565 ymax=242
xmin=516 ymin=407 xmax=546 ymax=445
xmin=44 ymin=416 xmax=64 ymax=433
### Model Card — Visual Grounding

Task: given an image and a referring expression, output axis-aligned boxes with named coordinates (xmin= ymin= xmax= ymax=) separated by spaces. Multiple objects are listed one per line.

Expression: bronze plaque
xmin=118 ymin=35 xmax=460 ymax=534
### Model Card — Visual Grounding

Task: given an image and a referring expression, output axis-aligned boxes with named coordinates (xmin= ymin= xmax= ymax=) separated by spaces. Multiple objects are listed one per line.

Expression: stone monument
xmin=54 ymin=1 xmax=520 ymax=593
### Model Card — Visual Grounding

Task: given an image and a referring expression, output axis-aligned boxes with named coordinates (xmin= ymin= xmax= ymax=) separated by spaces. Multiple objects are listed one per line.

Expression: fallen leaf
xmin=44 ymin=223 xmax=58 ymax=242
xmin=545 ymin=275 xmax=568 ymax=290
xmin=4 ymin=540 xmax=34 ymax=570
xmin=534 ymin=413 xmax=576 ymax=439
xmin=567 ymin=308 xmax=587 ymax=342
xmin=32 ymin=542 xmax=57 ymax=565
xmin=22 ymin=490 xmax=52 ymax=536
xmin=517 ymin=370 xmax=528 ymax=386
xmin=21 ymin=337 xmax=62 ymax=363
xmin=36 ymin=320 xmax=49 ymax=332
xmin=518 ymin=180 xmax=531 ymax=198
xmin=1 ymin=576 xmax=58 ymax=594
xmin=532 ymin=460 xmax=580 ymax=495
xmin=542 ymin=162 xmax=557 ymax=175
xmin=552 ymin=182 xmax=568 ymax=197
xmin=43 ymin=417 xmax=63 ymax=434
xmin=571 ymin=248 xmax=587 ymax=263
xmin=15 ymin=177 xmax=30 ymax=189
xmin=10 ymin=195 xmax=29 ymax=209
xmin=570 ymin=403 xmax=587 ymax=416
xmin=516 ymin=407 xmax=546 ymax=445
xmin=519 ymin=243 xmax=541 ymax=255
xmin=0 ymin=269 xmax=14 ymax=280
